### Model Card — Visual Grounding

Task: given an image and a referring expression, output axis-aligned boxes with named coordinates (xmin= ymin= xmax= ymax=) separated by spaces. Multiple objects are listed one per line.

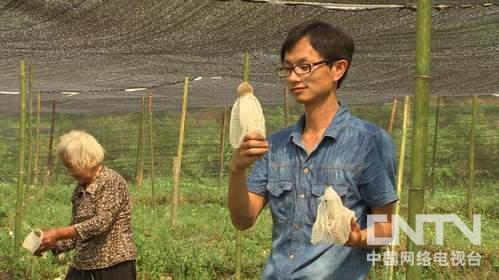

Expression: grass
xmin=0 ymin=98 xmax=497 ymax=279
xmin=0 ymin=176 xmax=497 ymax=280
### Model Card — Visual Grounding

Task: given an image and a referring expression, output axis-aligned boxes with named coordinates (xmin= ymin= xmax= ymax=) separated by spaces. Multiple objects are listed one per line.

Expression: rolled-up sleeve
xmin=73 ymin=180 xmax=126 ymax=241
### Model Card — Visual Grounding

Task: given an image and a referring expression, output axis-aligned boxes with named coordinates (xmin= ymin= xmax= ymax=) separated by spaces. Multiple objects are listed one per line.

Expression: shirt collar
xmin=81 ymin=165 xmax=106 ymax=194
xmin=289 ymin=104 xmax=350 ymax=143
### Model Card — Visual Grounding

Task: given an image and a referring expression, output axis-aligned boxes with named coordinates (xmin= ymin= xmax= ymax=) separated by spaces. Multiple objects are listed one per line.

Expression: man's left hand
xmin=344 ymin=218 xmax=363 ymax=247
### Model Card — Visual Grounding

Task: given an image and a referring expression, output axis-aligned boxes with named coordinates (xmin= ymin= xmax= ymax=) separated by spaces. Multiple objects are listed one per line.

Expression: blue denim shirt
xmin=247 ymin=105 xmax=398 ymax=280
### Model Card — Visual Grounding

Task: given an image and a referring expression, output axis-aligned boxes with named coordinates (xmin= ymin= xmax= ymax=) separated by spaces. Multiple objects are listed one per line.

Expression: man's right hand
xmin=229 ymin=131 xmax=269 ymax=172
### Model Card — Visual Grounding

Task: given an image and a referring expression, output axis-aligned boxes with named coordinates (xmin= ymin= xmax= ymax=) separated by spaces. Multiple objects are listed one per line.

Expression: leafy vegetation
xmin=0 ymin=96 xmax=497 ymax=279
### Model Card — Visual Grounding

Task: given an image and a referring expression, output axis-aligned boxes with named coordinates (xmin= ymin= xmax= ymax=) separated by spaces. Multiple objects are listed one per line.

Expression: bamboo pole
xmin=135 ymin=96 xmax=145 ymax=187
xmin=53 ymin=113 xmax=64 ymax=181
xmin=219 ymin=106 xmax=228 ymax=187
xmin=283 ymin=87 xmax=289 ymax=127
xmin=148 ymin=90 xmax=156 ymax=212
xmin=176 ymin=77 xmax=189 ymax=169
xmin=407 ymin=1 xmax=431 ymax=279
xmin=429 ymin=95 xmax=440 ymax=197
xmin=33 ymin=92 xmax=41 ymax=187
xmin=26 ymin=63 xmax=33 ymax=188
xmin=235 ymin=50 xmax=251 ymax=280
xmin=243 ymin=51 xmax=250 ymax=82
xmin=388 ymin=96 xmax=410 ymax=280
xmin=171 ymin=77 xmax=190 ymax=226
xmin=171 ymin=157 xmax=180 ymax=227
xmin=386 ymin=97 xmax=398 ymax=134
xmin=14 ymin=59 xmax=27 ymax=258
xmin=44 ymin=100 xmax=56 ymax=189
xmin=468 ymin=95 xmax=477 ymax=219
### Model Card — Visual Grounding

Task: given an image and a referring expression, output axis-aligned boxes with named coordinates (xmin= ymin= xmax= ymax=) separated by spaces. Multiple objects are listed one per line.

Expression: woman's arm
xmin=35 ymin=225 xmax=79 ymax=256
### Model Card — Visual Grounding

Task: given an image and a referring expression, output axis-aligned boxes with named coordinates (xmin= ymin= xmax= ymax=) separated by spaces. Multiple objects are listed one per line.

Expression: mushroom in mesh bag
xmin=311 ymin=186 xmax=356 ymax=245
xmin=230 ymin=82 xmax=266 ymax=148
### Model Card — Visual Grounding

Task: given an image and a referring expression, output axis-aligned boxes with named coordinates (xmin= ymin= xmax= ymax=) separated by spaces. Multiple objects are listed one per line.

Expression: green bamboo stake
xmin=219 ymin=106 xmax=228 ymax=188
xmin=135 ymin=96 xmax=145 ymax=187
xmin=26 ymin=63 xmax=33 ymax=188
xmin=429 ymin=95 xmax=440 ymax=197
xmin=148 ymin=91 xmax=156 ymax=212
xmin=171 ymin=77 xmax=190 ymax=227
xmin=235 ymin=50 xmax=251 ymax=280
xmin=53 ymin=113 xmax=64 ymax=181
xmin=388 ymin=96 xmax=410 ymax=280
xmin=243 ymin=51 xmax=250 ymax=82
xmin=33 ymin=92 xmax=41 ymax=187
xmin=14 ymin=59 xmax=27 ymax=258
xmin=44 ymin=100 xmax=56 ymax=189
xmin=407 ymin=1 xmax=432 ymax=279
xmin=387 ymin=97 xmax=398 ymax=134
xmin=468 ymin=95 xmax=477 ymax=219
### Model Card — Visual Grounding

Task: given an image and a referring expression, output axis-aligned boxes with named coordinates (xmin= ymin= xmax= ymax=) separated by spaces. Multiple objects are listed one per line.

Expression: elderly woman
xmin=35 ymin=130 xmax=136 ymax=280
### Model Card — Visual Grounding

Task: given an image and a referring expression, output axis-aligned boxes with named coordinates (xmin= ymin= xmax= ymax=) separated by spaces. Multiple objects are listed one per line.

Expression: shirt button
xmin=303 ymin=167 xmax=310 ymax=174
xmin=299 ymin=193 xmax=305 ymax=199
xmin=294 ymin=224 xmax=300 ymax=230
xmin=289 ymin=254 xmax=295 ymax=260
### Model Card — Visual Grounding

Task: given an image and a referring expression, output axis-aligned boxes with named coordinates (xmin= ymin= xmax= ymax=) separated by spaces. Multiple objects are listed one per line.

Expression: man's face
xmin=282 ymin=37 xmax=337 ymax=105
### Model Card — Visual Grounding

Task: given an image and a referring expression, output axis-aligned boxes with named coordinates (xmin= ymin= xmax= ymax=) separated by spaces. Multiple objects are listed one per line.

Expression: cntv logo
xmin=367 ymin=214 xmax=481 ymax=246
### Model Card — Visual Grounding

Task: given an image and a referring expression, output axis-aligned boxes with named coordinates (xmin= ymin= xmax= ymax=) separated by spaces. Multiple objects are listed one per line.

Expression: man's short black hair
xmin=280 ymin=20 xmax=355 ymax=89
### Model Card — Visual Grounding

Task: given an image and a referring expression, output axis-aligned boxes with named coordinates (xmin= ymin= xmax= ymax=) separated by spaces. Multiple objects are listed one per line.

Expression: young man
xmin=228 ymin=20 xmax=398 ymax=279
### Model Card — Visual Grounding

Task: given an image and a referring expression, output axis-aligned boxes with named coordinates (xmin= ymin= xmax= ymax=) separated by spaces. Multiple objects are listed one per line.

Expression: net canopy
xmin=0 ymin=0 xmax=497 ymax=115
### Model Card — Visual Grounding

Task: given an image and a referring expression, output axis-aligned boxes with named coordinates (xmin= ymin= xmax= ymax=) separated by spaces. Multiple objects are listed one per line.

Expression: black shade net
xmin=0 ymin=0 xmax=497 ymax=115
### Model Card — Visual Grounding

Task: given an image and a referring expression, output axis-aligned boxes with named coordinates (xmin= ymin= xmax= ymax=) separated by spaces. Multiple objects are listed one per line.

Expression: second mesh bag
xmin=311 ymin=186 xmax=355 ymax=245
xmin=230 ymin=82 xmax=266 ymax=148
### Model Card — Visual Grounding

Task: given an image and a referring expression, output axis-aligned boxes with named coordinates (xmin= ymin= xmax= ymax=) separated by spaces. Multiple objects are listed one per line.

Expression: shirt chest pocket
xmin=267 ymin=182 xmax=295 ymax=224
xmin=308 ymin=183 xmax=349 ymax=223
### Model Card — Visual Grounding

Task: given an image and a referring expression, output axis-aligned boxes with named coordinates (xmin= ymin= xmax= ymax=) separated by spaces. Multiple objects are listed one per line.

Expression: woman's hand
xmin=34 ymin=229 xmax=59 ymax=256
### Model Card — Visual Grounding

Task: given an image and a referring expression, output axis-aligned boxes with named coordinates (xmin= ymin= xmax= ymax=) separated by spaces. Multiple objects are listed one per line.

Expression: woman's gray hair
xmin=57 ymin=130 xmax=105 ymax=169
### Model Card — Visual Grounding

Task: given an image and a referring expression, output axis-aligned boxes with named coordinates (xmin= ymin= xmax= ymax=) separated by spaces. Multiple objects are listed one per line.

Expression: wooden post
xmin=14 ymin=59 xmax=27 ymax=258
xmin=219 ymin=106 xmax=228 ymax=187
xmin=407 ymin=0 xmax=431 ymax=279
xmin=388 ymin=96 xmax=410 ymax=280
xmin=135 ymin=96 xmax=145 ymax=187
xmin=468 ymin=95 xmax=477 ymax=219
xmin=44 ymin=100 xmax=56 ymax=189
xmin=429 ymin=95 xmax=440 ymax=197
xmin=171 ymin=77 xmax=189 ymax=226
xmin=171 ymin=157 xmax=180 ymax=227
xmin=283 ymin=87 xmax=289 ymax=127
xmin=148 ymin=90 xmax=156 ymax=212
xmin=386 ymin=97 xmax=398 ymax=134
xmin=33 ymin=92 xmax=41 ymax=187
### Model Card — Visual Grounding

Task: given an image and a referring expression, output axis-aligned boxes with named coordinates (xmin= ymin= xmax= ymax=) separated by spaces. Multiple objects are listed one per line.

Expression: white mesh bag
xmin=311 ymin=186 xmax=355 ymax=245
xmin=22 ymin=229 xmax=43 ymax=254
xmin=230 ymin=82 xmax=266 ymax=148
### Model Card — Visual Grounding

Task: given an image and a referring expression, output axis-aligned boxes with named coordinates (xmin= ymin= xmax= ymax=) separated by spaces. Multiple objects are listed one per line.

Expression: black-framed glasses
xmin=276 ymin=60 xmax=333 ymax=77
